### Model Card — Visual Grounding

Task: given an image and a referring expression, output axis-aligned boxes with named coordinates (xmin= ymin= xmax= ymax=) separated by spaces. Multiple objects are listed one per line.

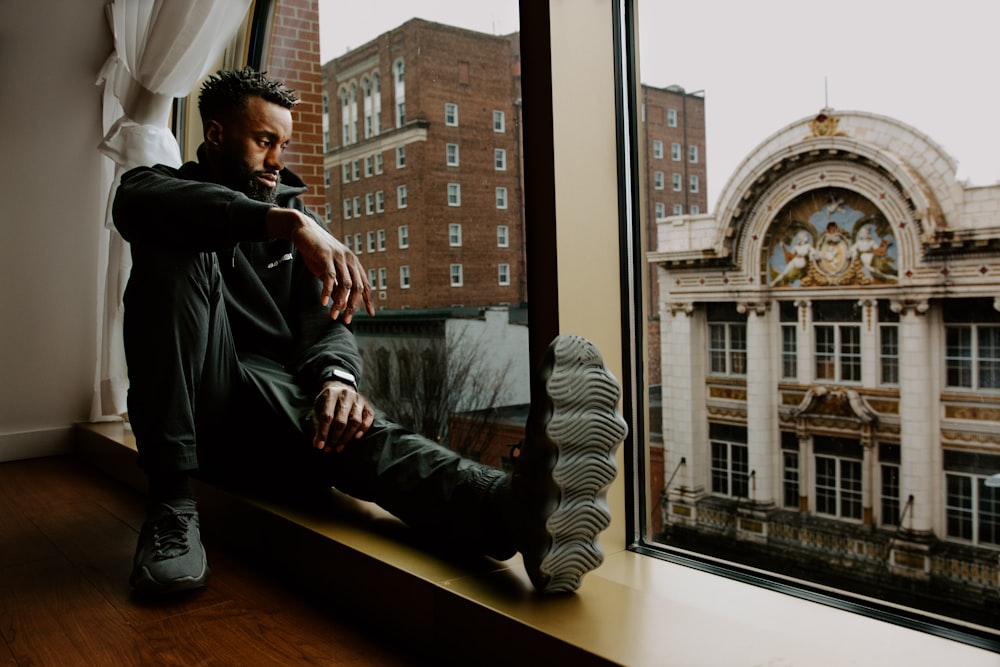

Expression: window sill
xmin=75 ymin=422 xmax=997 ymax=666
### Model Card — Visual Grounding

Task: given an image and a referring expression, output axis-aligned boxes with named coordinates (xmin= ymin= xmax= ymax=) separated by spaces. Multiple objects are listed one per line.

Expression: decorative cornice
xmin=736 ymin=300 xmax=770 ymax=317
xmin=790 ymin=386 xmax=879 ymax=424
xmin=666 ymin=301 xmax=695 ymax=317
xmin=889 ymin=298 xmax=930 ymax=316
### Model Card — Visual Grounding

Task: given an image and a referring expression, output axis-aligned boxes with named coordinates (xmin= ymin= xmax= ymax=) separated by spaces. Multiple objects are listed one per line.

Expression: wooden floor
xmin=0 ymin=455 xmax=427 ymax=666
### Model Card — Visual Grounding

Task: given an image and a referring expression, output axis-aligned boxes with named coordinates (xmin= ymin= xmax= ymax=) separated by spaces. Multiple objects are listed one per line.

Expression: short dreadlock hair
xmin=198 ymin=68 xmax=299 ymax=125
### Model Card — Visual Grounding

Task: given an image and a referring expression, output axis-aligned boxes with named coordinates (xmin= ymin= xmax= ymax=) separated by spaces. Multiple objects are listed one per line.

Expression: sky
xmin=318 ymin=0 xmax=999 ymax=210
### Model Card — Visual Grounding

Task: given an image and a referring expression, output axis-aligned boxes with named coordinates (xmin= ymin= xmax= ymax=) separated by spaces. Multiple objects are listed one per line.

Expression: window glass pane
xmin=320 ymin=1 xmax=523 ymax=473
xmin=640 ymin=0 xmax=999 ymax=623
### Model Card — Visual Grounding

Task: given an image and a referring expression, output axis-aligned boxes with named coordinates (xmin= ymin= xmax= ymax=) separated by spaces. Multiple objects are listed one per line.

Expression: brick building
xmin=262 ymin=0 xmax=326 ymax=214
xmin=322 ymin=19 xmax=524 ymax=312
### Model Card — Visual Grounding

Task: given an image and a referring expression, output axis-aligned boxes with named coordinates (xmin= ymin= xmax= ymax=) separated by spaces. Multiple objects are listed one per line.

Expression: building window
xmin=654 ymin=202 xmax=665 ymax=218
xmin=815 ymin=325 xmax=861 ymax=382
xmin=324 ymin=169 xmax=330 ymax=188
xmin=365 ymin=193 xmax=374 ymax=215
xmin=709 ymin=424 xmax=749 ymax=498
xmin=652 ymin=139 xmax=663 ymax=159
xmin=342 ymin=163 xmax=350 ymax=183
xmin=493 ymin=110 xmax=505 ymax=133
xmin=449 ymin=223 xmax=462 ymax=247
xmin=880 ymin=324 xmax=899 ymax=385
xmin=367 ymin=268 xmax=376 ymax=288
xmin=450 ymin=264 xmax=463 ymax=287
xmin=324 ymin=202 xmax=331 ymax=222
xmin=816 ymin=455 xmax=863 ymax=520
xmin=813 ymin=436 xmax=864 ymax=521
xmin=397 ymin=185 xmax=407 ymax=209
xmin=364 ymin=156 xmax=373 ymax=177
xmin=946 ymin=473 xmax=1000 ymax=545
xmin=671 ymin=142 xmax=681 ymax=161
xmin=340 ymin=89 xmax=350 ymax=145
xmin=782 ymin=433 xmax=800 ymax=509
xmin=497 ymin=225 xmax=509 ymax=247
xmin=690 ymin=205 xmax=700 ymax=215
xmin=377 ymin=267 xmax=387 ymax=290
xmin=400 ymin=265 xmax=410 ymax=289
xmin=393 ymin=59 xmax=405 ymax=128
xmin=667 ymin=108 xmax=678 ymax=127
xmin=349 ymin=82 xmax=358 ymax=143
xmin=653 ymin=171 xmax=664 ymax=190
xmin=375 ymin=190 xmax=384 ymax=213
xmin=344 ymin=235 xmax=352 ymax=252
xmin=496 ymin=187 xmax=508 ymax=209
xmin=445 ymin=102 xmax=458 ymax=126
xmin=366 ymin=230 xmax=375 ymax=253
xmin=689 ymin=175 xmax=699 ymax=193
xmin=689 ymin=145 xmax=699 ymax=163
xmin=352 ymin=159 xmax=360 ymax=180
xmin=672 ymin=203 xmax=683 ymax=215
xmin=494 ymin=149 xmax=507 ymax=171
xmin=446 ymin=143 xmax=459 ymax=166
xmin=447 ymin=183 xmax=461 ymax=206
xmin=377 ymin=229 xmax=386 ymax=251
xmin=707 ymin=309 xmax=746 ymax=376
xmin=374 ymin=153 xmax=383 ymax=174
xmin=396 ymin=146 xmax=406 ymax=169
xmin=946 ymin=325 xmax=1000 ymax=389
xmin=672 ymin=173 xmax=682 ymax=192
xmin=352 ymin=196 xmax=361 ymax=218
xmin=498 ymin=263 xmax=510 ymax=286
xmin=372 ymin=72 xmax=381 ymax=135
xmin=362 ymin=77 xmax=372 ymax=139
xmin=343 ymin=199 xmax=351 ymax=220
xmin=354 ymin=233 xmax=361 ymax=252
xmin=781 ymin=324 xmax=797 ymax=378
xmin=881 ymin=465 xmax=900 ymax=527
xmin=398 ymin=224 xmax=409 ymax=248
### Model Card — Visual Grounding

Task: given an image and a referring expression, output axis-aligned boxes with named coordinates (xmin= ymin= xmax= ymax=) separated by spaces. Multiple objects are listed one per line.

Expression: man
xmin=113 ymin=68 xmax=627 ymax=596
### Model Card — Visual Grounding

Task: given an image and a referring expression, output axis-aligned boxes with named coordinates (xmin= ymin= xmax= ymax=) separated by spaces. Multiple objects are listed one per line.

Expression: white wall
xmin=0 ymin=1 xmax=111 ymax=460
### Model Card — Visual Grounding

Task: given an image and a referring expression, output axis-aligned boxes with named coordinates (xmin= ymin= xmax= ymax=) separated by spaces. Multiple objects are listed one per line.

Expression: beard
xmin=217 ymin=152 xmax=281 ymax=204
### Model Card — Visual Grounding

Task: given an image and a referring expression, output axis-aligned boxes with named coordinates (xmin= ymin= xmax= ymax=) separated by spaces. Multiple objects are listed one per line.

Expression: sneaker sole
xmin=130 ymin=563 xmax=210 ymax=595
xmin=532 ymin=335 xmax=628 ymax=593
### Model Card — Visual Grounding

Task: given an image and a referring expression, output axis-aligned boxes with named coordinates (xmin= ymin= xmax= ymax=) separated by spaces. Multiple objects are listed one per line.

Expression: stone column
xmin=739 ymin=300 xmax=777 ymax=506
xmin=661 ymin=301 xmax=707 ymax=526
xmin=891 ymin=298 xmax=935 ymax=535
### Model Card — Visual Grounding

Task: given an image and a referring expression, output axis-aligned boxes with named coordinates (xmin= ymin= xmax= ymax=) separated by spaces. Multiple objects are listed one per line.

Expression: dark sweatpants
xmin=122 ymin=245 xmax=513 ymax=559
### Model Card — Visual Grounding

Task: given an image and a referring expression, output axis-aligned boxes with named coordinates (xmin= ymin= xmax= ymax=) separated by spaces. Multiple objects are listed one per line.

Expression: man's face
xmin=212 ymin=96 xmax=294 ymax=203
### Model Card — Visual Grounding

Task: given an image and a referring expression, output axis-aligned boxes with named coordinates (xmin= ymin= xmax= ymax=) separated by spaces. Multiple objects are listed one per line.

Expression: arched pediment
xmin=713 ymin=111 xmax=961 ymax=272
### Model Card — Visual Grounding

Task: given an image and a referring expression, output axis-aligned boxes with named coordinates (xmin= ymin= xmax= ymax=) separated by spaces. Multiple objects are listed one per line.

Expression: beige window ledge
xmin=76 ymin=422 xmax=996 ymax=666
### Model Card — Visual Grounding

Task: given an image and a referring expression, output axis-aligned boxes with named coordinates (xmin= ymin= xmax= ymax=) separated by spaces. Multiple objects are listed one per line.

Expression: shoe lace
xmin=150 ymin=510 xmax=194 ymax=560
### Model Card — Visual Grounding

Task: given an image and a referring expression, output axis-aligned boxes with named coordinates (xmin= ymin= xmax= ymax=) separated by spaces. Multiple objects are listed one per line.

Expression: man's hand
xmin=266 ymin=208 xmax=375 ymax=322
xmin=311 ymin=381 xmax=375 ymax=453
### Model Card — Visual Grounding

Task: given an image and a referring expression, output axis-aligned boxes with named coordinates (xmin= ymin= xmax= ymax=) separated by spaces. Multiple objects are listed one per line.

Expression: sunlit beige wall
xmin=548 ymin=0 xmax=628 ymax=552
xmin=0 ymin=0 xmax=110 ymax=460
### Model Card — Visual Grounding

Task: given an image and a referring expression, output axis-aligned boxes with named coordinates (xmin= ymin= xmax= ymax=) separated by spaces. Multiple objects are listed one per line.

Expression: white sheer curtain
xmin=92 ymin=0 xmax=252 ymax=420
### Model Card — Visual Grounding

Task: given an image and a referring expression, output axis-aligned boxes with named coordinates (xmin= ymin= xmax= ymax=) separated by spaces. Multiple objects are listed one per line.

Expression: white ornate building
xmin=651 ymin=109 xmax=1000 ymax=618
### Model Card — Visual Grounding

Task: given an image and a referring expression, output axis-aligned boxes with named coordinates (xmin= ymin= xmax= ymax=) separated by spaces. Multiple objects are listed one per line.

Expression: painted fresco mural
xmin=765 ymin=187 xmax=898 ymax=287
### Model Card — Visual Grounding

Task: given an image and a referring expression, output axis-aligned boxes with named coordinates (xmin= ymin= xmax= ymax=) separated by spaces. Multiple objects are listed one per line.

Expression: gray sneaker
xmin=130 ymin=498 xmax=209 ymax=594
xmin=509 ymin=334 xmax=628 ymax=593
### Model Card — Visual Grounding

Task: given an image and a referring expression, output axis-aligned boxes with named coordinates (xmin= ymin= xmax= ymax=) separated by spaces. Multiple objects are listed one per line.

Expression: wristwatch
xmin=330 ymin=368 xmax=357 ymax=389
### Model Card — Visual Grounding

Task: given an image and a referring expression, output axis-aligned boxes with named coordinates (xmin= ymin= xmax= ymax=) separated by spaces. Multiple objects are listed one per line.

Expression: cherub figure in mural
xmin=847 ymin=222 xmax=895 ymax=283
xmin=770 ymin=229 xmax=817 ymax=287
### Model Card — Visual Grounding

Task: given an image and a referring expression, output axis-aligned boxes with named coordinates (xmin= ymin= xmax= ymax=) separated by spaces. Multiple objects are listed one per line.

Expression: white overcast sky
xmin=319 ymin=0 xmax=999 ymax=211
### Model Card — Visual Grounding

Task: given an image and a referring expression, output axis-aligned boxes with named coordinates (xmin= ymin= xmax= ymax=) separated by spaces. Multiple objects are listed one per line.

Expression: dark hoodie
xmin=112 ymin=149 xmax=363 ymax=397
